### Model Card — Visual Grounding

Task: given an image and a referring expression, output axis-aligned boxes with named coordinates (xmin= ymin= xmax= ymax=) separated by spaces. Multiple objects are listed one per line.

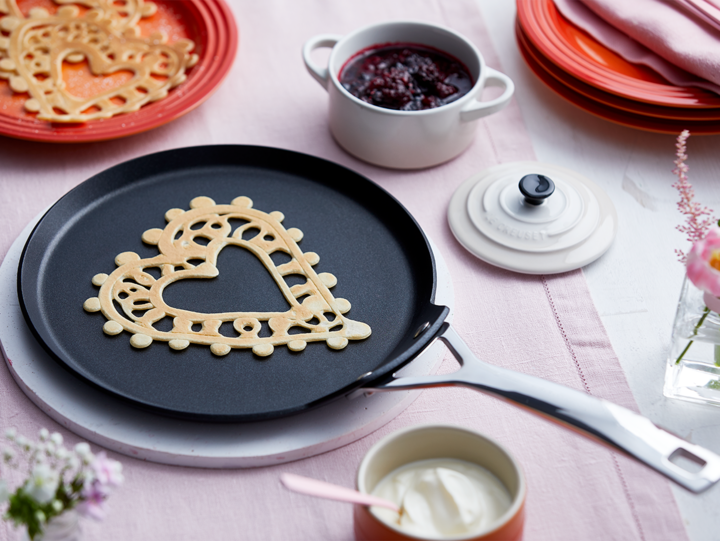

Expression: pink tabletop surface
xmin=0 ymin=0 xmax=689 ymax=540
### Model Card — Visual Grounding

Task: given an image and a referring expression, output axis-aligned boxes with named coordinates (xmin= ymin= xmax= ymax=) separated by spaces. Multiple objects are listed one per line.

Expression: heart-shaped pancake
xmin=83 ymin=196 xmax=372 ymax=358
xmin=0 ymin=0 xmax=197 ymax=122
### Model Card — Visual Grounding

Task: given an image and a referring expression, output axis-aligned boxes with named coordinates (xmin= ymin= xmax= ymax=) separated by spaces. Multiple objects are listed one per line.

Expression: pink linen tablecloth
xmin=0 ymin=0 xmax=689 ymax=539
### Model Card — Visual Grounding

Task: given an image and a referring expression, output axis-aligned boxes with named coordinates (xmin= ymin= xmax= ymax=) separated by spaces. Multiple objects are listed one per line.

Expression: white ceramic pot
xmin=303 ymin=21 xmax=514 ymax=169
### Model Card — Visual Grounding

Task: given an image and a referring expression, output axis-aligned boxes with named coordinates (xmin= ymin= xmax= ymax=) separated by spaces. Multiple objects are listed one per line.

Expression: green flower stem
xmin=676 ymin=306 xmax=712 ymax=364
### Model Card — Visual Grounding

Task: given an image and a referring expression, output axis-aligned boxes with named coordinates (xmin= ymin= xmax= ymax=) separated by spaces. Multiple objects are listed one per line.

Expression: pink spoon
xmin=279 ymin=473 xmax=400 ymax=512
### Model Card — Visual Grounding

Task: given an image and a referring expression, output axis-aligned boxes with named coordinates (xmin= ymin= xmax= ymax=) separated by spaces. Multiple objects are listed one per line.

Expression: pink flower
xmin=91 ymin=451 xmax=123 ymax=488
xmin=77 ymin=479 xmax=108 ymax=520
xmin=76 ymin=452 xmax=122 ymax=520
xmin=672 ymin=130 xmax=716 ymax=263
xmin=687 ymin=227 xmax=720 ymax=296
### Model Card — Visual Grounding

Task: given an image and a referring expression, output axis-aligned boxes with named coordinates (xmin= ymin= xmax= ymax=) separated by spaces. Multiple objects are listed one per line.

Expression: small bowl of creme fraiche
xmin=354 ymin=425 xmax=525 ymax=541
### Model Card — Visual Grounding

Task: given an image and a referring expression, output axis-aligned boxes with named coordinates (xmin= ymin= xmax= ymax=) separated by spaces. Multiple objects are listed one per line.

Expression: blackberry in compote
xmin=340 ymin=44 xmax=473 ymax=111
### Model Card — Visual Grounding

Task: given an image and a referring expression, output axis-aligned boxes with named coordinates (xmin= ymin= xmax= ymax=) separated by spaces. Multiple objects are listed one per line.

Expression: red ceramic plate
xmin=0 ymin=0 xmax=237 ymax=143
xmin=517 ymin=24 xmax=720 ymax=121
xmin=516 ymin=0 xmax=720 ymax=108
xmin=516 ymin=24 xmax=720 ymax=134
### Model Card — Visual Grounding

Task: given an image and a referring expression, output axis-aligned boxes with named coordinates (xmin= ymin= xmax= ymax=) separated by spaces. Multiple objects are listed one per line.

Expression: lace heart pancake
xmin=0 ymin=0 xmax=198 ymax=122
xmin=82 ymin=196 xmax=373 ymax=358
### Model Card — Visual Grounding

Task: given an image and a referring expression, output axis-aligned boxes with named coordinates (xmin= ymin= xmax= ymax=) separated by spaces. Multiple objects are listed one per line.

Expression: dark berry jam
xmin=339 ymin=43 xmax=474 ymax=111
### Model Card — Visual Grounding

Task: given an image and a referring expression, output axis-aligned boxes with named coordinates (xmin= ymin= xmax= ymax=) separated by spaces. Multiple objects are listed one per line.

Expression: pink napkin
xmin=554 ymin=0 xmax=720 ymax=94
xmin=670 ymin=0 xmax=720 ymax=33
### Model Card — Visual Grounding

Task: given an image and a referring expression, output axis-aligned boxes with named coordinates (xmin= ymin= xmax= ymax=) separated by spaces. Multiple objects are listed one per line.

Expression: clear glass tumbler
xmin=665 ymin=276 xmax=720 ymax=406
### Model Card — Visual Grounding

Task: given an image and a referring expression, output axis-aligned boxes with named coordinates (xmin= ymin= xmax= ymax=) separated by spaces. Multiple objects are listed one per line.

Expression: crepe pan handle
xmin=358 ymin=323 xmax=720 ymax=493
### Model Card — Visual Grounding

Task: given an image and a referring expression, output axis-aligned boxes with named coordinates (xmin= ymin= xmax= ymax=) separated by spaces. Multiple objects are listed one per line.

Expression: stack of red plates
xmin=516 ymin=0 xmax=720 ymax=134
xmin=0 ymin=0 xmax=237 ymax=143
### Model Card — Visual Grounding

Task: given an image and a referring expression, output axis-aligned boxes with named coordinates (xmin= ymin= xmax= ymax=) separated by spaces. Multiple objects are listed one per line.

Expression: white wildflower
xmin=23 ymin=463 xmax=59 ymax=504
xmin=50 ymin=433 xmax=63 ymax=447
xmin=2 ymin=447 xmax=14 ymax=462
xmin=35 ymin=510 xmax=46 ymax=524
xmin=77 ymin=468 xmax=94 ymax=483
xmin=67 ymin=455 xmax=80 ymax=470
xmin=16 ymin=436 xmax=33 ymax=453
xmin=51 ymin=499 xmax=63 ymax=513
xmin=44 ymin=441 xmax=56 ymax=457
xmin=5 ymin=428 xmax=16 ymax=441
xmin=74 ymin=442 xmax=93 ymax=465
xmin=74 ymin=442 xmax=91 ymax=457
xmin=38 ymin=428 xmax=49 ymax=442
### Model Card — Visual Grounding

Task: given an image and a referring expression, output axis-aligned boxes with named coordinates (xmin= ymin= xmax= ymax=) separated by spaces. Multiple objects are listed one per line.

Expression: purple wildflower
xmin=77 ymin=479 xmax=108 ymax=520
xmin=91 ymin=451 xmax=123 ymax=488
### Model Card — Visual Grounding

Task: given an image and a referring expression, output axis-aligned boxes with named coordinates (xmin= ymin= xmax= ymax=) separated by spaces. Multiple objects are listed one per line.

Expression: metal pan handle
xmin=357 ymin=323 xmax=720 ymax=493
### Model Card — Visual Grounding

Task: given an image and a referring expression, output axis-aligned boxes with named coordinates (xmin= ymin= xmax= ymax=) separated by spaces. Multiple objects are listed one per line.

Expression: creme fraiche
xmin=370 ymin=458 xmax=512 ymax=539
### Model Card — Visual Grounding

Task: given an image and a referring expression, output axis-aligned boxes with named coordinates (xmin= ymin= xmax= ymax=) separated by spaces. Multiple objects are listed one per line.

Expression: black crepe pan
xmin=17 ymin=145 xmax=720 ymax=492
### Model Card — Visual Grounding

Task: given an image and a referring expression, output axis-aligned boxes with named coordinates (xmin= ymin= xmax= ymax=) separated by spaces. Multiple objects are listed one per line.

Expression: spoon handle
xmin=280 ymin=473 xmax=400 ymax=512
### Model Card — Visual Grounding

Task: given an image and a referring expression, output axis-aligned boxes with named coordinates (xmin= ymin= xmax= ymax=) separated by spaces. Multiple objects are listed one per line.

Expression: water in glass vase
xmin=665 ymin=276 xmax=720 ymax=406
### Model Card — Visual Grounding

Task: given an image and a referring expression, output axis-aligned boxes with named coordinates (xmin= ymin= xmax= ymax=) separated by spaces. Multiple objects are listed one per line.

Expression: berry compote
xmin=339 ymin=43 xmax=474 ymax=111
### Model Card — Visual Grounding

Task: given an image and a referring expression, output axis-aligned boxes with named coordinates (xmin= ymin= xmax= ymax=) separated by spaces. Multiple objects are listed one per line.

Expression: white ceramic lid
xmin=448 ymin=162 xmax=617 ymax=274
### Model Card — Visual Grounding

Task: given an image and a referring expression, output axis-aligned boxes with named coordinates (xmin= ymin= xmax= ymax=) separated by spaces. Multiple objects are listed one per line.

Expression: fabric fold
xmin=669 ymin=0 xmax=720 ymax=33
xmin=554 ymin=0 xmax=720 ymax=95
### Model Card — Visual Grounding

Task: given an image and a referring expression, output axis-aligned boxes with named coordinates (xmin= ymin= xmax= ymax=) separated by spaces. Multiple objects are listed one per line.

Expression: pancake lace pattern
xmin=82 ymin=196 xmax=372 ymax=357
xmin=0 ymin=0 xmax=198 ymax=122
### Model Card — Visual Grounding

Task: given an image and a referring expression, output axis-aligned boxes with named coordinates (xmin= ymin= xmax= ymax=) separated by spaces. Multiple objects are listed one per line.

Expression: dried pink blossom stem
xmin=673 ymin=130 xmax=715 ymax=263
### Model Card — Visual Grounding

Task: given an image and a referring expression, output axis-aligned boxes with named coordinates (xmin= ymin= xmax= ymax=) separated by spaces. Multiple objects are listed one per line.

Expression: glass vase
xmin=665 ymin=276 xmax=720 ymax=406
xmin=21 ymin=510 xmax=81 ymax=541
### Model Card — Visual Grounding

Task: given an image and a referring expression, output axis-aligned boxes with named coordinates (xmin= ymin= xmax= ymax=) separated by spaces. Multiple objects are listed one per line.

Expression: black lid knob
xmin=519 ymin=174 xmax=555 ymax=206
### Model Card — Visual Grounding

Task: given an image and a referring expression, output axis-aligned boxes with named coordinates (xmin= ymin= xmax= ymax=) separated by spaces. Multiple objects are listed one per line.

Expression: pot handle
xmin=355 ymin=323 xmax=720 ymax=494
xmin=302 ymin=34 xmax=342 ymax=90
xmin=460 ymin=67 xmax=515 ymax=123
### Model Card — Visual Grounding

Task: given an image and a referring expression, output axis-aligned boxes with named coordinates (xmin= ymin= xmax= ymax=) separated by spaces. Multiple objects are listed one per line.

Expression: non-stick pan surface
xmin=18 ymin=146 xmax=445 ymax=421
